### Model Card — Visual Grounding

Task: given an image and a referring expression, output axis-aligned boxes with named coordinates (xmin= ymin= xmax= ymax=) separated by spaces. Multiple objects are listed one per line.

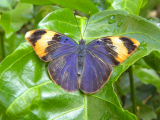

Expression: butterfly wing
xmin=25 ymin=29 xmax=77 ymax=62
xmin=80 ymin=52 xmax=112 ymax=93
xmin=80 ymin=36 xmax=139 ymax=93
xmin=86 ymin=36 xmax=139 ymax=66
xmin=48 ymin=52 xmax=78 ymax=92
xmin=25 ymin=29 xmax=79 ymax=92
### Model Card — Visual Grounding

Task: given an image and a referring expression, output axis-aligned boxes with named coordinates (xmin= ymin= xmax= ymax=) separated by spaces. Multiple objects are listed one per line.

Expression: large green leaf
xmin=1 ymin=7 xmax=160 ymax=119
xmin=0 ymin=8 xmax=144 ymax=119
xmin=0 ymin=42 xmax=136 ymax=120
xmin=106 ymin=0 xmax=143 ymax=15
xmin=49 ymin=0 xmax=99 ymax=15
xmin=0 ymin=3 xmax=33 ymax=38
xmin=1 ymin=6 xmax=160 ymax=119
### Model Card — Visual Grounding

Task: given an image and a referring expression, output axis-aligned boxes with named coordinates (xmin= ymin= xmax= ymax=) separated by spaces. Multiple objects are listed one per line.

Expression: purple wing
xmin=80 ymin=51 xmax=112 ymax=93
xmin=80 ymin=36 xmax=139 ymax=93
xmin=48 ymin=52 xmax=78 ymax=92
xmin=79 ymin=38 xmax=114 ymax=93
xmin=26 ymin=29 xmax=79 ymax=92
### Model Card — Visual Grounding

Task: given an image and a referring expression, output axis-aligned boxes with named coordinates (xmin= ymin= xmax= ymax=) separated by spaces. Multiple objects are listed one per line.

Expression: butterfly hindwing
xmin=86 ymin=36 xmax=139 ymax=66
xmin=80 ymin=52 xmax=112 ymax=93
xmin=48 ymin=52 xmax=78 ymax=92
xmin=25 ymin=29 xmax=77 ymax=62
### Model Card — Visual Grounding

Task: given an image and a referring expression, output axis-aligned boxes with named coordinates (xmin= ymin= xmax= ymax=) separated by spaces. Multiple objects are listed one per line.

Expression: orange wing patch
xmin=108 ymin=36 xmax=139 ymax=65
xmin=25 ymin=29 xmax=57 ymax=59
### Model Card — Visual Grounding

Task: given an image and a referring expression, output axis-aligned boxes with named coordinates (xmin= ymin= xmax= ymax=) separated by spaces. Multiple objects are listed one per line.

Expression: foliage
xmin=0 ymin=0 xmax=160 ymax=120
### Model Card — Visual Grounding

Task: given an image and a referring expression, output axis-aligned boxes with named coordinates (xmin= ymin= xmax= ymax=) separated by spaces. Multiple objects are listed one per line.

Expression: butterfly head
xmin=79 ymin=39 xmax=86 ymax=45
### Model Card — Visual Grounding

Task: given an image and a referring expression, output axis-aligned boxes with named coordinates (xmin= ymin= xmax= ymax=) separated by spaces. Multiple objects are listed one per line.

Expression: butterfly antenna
xmin=73 ymin=11 xmax=83 ymax=40
xmin=82 ymin=11 xmax=90 ymax=39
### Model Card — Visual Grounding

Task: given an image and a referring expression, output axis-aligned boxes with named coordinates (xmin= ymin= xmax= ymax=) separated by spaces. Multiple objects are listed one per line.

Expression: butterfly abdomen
xmin=77 ymin=40 xmax=86 ymax=74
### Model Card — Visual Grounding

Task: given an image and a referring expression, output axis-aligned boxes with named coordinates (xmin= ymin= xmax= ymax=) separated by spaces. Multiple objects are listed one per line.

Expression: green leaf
xmin=0 ymin=3 xmax=33 ymax=38
xmin=106 ymin=0 xmax=143 ymax=15
xmin=20 ymin=0 xmax=54 ymax=5
xmin=138 ymin=105 xmax=157 ymax=120
xmin=0 ymin=0 xmax=17 ymax=12
xmin=49 ymin=0 xmax=99 ymax=15
xmin=153 ymin=51 xmax=160 ymax=59
xmin=0 ymin=32 xmax=5 ymax=62
xmin=90 ymin=0 xmax=107 ymax=11
xmin=0 ymin=8 xmax=140 ymax=119
xmin=133 ymin=66 xmax=160 ymax=92
xmin=134 ymin=58 xmax=150 ymax=69
xmin=155 ymin=106 xmax=160 ymax=114
xmin=4 ymin=33 xmax=25 ymax=56
xmin=38 ymin=8 xmax=82 ymax=42
xmin=141 ymin=0 xmax=148 ymax=8
xmin=136 ymin=84 xmax=157 ymax=102
xmin=140 ymin=0 xmax=159 ymax=18
xmin=34 ymin=5 xmax=61 ymax=29
xmin=119 ymin=72 xmax=142 ymax=95
xmin=143 ymin=51 xmax=160 ymax=72
xmin=149 ymin=17 xmax=160 ymax=28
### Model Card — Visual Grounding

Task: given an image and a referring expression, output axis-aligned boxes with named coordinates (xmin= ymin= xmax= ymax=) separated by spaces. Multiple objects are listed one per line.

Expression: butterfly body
xmin=25 ymin=29 xmax=139 ymax=94
xmin=77 ymin=40 xmax=86 ymax=74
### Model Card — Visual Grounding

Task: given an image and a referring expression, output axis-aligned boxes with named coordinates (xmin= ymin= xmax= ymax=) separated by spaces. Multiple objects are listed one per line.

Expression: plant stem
xmin=128 ymin=65 xmax=136 ymax=114
xmin=0 ymin=31 xmax=5 ymax=60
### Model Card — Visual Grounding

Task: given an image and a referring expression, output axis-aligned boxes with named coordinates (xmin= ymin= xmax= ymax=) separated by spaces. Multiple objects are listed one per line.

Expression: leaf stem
xmin=0 ymin=31 xmax=5 ymax=61
xmin=84 ymin=94 xmax=88 ymax=120
xmin=128 ymin=65 xmax=136 ymax=114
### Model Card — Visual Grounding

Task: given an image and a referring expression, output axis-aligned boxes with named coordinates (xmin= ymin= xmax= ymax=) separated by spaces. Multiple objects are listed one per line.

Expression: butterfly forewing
xmin=86 ymin=36 xmax=139 ymax=66
xmin=25 ymin=29 xmax=77 ymax=62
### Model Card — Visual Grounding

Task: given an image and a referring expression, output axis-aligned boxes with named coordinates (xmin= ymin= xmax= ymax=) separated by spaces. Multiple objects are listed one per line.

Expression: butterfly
xmin=25 ymin=29 xmax=139 ymax=94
